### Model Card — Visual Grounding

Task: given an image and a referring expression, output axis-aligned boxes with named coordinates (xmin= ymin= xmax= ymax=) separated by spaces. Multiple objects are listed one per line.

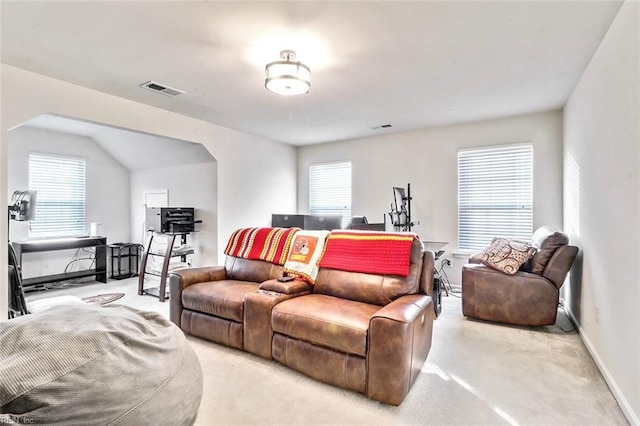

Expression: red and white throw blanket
xmin=319 ymin=230 xmax=417 ymax=277
xmin=224 ymin=227 xmax=299 ymax=266
xmin=283 ymin=230 xmax=330 ymax=284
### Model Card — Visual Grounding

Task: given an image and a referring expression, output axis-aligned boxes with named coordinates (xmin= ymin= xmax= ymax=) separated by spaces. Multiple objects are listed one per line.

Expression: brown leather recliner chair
xmin=462 ymin=226 xmax=578 ymax=326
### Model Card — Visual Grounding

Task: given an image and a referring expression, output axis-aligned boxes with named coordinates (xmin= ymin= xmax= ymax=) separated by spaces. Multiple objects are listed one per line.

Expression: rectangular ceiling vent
xmin=140 ymin=81 xmax=185 ymax=97
xmin=371 ymin=124 xmax=393 ymax=130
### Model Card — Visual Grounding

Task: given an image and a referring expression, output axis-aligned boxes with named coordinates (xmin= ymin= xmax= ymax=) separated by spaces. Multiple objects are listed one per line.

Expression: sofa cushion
xmin=471 ymin=237 xmax=536 ymax=275
xmin=525 ymin=226 xmax=569 ymax=274
xmin=271 ymin=294 xmax=379 ymax=356
xmin=182 ymin=280 xmax=260 ymax=322
xmin=224 ymin=256 xmax=284 ymax=283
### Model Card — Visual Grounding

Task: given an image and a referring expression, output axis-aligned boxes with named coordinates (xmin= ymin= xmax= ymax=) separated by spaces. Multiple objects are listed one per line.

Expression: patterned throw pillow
xmin=283 ymin=230 xmax=330 ymax=284
xmin=471 ymin=237 xmax=537 ymax=275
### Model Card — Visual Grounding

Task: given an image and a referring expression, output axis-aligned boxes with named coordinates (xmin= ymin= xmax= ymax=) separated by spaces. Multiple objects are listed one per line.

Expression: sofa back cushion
xmin=224 ymin=256 xmax=283 ymax=283
xmin=523 ymin=226 xmax=569 ymax=274
xmin=313 ymin=237 xmax=424 ymax=306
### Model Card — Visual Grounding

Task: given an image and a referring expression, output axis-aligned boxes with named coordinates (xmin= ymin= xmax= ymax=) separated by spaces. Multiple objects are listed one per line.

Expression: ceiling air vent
xmin=140 ymin=81 xmax=185 ymax=97
xmin=371 ymin=124 xmax=393 ymax=130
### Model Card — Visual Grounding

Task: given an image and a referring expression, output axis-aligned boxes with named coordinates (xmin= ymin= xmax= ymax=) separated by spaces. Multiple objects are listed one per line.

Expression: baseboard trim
xmin=561 ymin=299 xmax=639 ymax=426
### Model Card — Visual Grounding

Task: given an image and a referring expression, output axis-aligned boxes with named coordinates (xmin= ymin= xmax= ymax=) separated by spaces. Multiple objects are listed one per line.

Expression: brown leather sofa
xmin=462 ymin=226 xmax=578 ymax=326
xmin=169 ymin=233 xmax=436 ymax=405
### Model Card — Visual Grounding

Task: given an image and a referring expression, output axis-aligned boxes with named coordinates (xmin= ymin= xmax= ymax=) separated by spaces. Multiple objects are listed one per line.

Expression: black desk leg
xmin=96 ymin=244 xmax=107 ymax=283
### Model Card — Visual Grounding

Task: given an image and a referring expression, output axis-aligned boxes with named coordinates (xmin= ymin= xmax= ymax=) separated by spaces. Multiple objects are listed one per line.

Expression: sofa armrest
xmin=372 ymin=294 xmax=431 ymax=323
xmin=367 ymin=294 xmax=434 ymax=405
xmin=244 ymin=279 xmax=312 ymax=358
xmin=419 ymin=250 xmax=435 ymax=296
xmin=244 ymin=287 xmax=311 ymax=359
xmin=259 ymin=278 xmax=312 ymax=294
xmin=170 ymin=266 xmax=227 ymax=291
xmin=169 ymin=266 xmax=226 ymax=327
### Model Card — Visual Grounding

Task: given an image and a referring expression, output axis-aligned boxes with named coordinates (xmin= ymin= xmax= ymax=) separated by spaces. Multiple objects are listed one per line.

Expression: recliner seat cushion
xmin=182 ymin=280 xmax=260 ymax=322
xmin=271 ymin=294 xmax=379 ymax=356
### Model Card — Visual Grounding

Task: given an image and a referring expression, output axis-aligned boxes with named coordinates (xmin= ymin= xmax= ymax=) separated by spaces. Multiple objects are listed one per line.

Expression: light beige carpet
xmin=26 ymin=279 xmax=628 ymax=425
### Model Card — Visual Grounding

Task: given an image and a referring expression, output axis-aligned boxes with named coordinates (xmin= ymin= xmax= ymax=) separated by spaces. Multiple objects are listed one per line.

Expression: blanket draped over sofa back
xmin=319 ymin=231 xmax=417 ymax=277
xmin=314 ymin=235 xmax=425 ymax=306
xmin=224 ymin=227 xmax=299 ymax=266
xmin=222 ymin=228 xmax=425 ymax=306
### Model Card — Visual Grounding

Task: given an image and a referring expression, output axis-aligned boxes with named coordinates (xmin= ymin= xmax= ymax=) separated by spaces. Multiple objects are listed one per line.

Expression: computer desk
xmin=12 ymin=237 xmax=107 ymax=288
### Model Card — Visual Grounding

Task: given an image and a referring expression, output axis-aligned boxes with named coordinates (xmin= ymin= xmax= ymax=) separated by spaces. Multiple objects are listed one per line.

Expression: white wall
xmin=130 ymin=162 xmax=217 ymax=267
xmin=0 ymin=64 xmax=298 ymax=319
xmin=298 ymin=110 xmax=564 ymax=284
xmin=563 ymin=1 xmax=639 ymax=423
xmin=7 ymin=126 xmax=130 ymax=278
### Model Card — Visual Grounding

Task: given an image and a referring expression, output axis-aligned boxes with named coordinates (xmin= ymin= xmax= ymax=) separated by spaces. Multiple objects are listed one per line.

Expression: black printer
xmin=145 ymin=207 xmax=201 ymax=233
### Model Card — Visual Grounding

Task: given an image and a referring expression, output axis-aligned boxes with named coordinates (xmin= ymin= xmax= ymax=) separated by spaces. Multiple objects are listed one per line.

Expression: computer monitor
xmin=303 ymin=215 xmax=343 ymax=231
xmin=9 ymin=190 xmax=37 ymax=222
xmin=350 ymin=223 xmax=386 ymax=231
xmin=393 ymin=187 xmax=406 ymax=213
xmin=271 ymin=214 xmax=305 ymax=228
xmin=350 ymin=216 xmax=368 ymax=225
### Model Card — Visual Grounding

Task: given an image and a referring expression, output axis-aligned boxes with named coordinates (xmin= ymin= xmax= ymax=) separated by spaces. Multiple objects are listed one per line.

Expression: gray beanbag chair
xmin=1 ymin=304 xmax=203 ymax=425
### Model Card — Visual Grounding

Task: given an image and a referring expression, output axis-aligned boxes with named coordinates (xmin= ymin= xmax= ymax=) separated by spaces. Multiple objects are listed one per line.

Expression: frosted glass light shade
xmin=265 ymin=51 xmax=311 ymax=96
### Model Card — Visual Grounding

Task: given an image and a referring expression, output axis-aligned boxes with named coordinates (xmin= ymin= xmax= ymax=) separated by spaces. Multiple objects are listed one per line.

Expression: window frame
xmin=457 ymin=143 xmax=533 ymax=252
xmin=28 ymin=152 xmax=87 ymax=239
xmin=308 ymin=160 xmax=352 ymax=228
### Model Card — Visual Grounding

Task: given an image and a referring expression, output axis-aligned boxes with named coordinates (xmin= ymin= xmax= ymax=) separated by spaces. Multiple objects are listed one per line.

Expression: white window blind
xmin=29 ymin=153 xmax=86 ymax=238
xmin=309 ymin=161 xmax=352 ymax=228
xmin=458 ymin=144 xmax=533 ymax=251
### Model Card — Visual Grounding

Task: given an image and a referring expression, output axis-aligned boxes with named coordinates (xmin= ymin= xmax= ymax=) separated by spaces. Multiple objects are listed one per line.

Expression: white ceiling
xmin=1 ymin=1 xmax=623 ymax=146
xmin=24 ymin=115 xmax=215 ymax=171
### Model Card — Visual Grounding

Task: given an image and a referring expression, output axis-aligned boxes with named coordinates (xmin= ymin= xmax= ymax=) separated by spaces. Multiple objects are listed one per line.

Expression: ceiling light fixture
xmin=265 ymin=50 xmax=310 ymax=96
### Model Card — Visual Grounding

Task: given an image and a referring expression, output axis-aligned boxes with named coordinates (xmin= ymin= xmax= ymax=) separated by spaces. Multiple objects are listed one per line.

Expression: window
xmin=458 ymin=144 xmax=533 ymax=251
xmin=29 ymin=153 xmax=86 ymax=238
xmin=309 ymin=161 xmax=352 ymax=228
